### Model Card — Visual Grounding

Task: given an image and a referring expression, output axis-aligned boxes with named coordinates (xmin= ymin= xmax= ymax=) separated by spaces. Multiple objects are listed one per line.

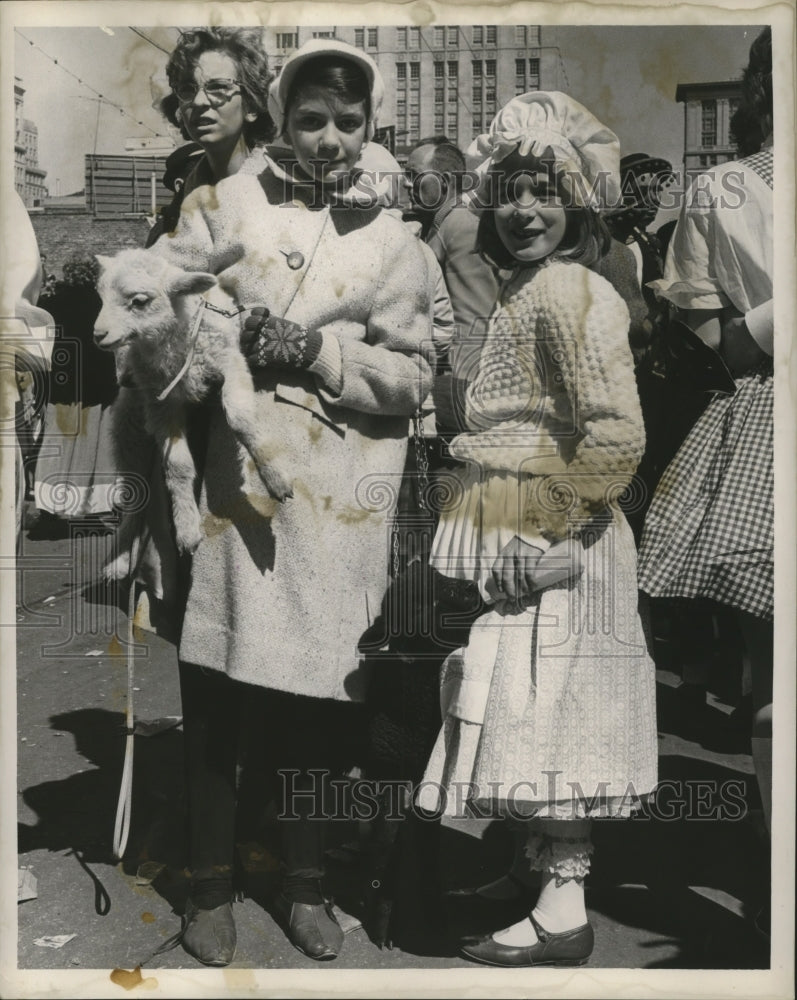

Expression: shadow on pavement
xmin=18 ymin=707 xmax=185 ymax=875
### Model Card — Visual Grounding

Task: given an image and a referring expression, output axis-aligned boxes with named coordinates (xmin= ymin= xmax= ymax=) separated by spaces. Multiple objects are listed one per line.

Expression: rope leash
xmin=156 ymin=299 xmax=245 ymax=403
xmin=112 ymin=530 xmax=141 ymax=862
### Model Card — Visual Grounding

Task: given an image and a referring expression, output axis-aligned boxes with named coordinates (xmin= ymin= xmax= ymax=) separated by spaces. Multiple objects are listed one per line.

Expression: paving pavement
xmin=11 ymin=505 xmax=772 ymax=983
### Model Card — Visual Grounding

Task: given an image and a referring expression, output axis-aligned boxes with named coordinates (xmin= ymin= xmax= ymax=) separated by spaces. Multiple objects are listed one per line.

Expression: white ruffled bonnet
xmin=467 ymin=91 xmax=621 ymax=211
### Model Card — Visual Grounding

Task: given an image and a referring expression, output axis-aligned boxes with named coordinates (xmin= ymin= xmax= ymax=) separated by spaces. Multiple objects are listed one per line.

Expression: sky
xmin=13 ymin=23 xmax=760 ymax=198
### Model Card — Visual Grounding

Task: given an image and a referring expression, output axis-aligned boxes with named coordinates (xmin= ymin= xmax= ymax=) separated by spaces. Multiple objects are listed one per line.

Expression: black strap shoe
xmin=461 ymin=913 xmax=594 ymax=967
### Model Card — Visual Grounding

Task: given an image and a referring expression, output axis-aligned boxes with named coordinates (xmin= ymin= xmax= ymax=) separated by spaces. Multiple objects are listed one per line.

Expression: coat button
xmin=286 ymin=251 xmax=304 ymax=270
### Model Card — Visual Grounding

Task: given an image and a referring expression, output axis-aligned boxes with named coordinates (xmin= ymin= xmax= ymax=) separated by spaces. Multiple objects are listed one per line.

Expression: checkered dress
xmin=637 ymin=149 xmax=774 ymax=621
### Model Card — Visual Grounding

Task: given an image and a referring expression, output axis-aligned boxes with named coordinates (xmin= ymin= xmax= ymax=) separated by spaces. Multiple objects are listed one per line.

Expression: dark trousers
xmin=179 ymin=661 xmax=363 ymax=904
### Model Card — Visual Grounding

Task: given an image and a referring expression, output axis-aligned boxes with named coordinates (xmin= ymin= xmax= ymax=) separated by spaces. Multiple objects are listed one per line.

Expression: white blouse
xmin=651 ymin=149 xmax=773 ymax=355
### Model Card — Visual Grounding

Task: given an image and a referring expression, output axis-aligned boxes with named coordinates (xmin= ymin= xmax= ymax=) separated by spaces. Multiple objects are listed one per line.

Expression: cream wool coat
xmin=152 ymin=169 xmax=433 ymax=701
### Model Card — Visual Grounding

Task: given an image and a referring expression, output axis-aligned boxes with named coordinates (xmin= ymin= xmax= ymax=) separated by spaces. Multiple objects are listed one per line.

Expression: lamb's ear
xmin=171 ymin=270 xmax=218 ymax=296
xmin=95 ymin=254 xmax=113 ymax=273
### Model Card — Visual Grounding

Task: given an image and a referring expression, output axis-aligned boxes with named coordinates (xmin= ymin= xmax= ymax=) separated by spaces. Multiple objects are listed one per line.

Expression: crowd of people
xmin=18 ymin=24 xmax=774 ymax=969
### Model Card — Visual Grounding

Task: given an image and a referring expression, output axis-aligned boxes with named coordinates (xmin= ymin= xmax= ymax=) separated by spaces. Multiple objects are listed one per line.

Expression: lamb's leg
xmin=104 ymin=386 xmax=154 ymax=582
xmin=220 ymin=350 xmax=293 ymax=501
xmin=148 ymin=398 xmax=203 ymax=554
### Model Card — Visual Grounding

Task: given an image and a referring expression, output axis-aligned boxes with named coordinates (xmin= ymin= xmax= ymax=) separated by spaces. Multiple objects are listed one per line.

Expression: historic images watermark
xmin=279 ymin=769 xmax=750 ymax=823
xmin=277 ymin=163 xmax=755 ymax=212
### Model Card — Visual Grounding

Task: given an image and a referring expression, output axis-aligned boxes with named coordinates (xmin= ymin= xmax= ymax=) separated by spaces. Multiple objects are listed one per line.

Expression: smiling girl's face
xmin=285 ymin=84 xmax=368 ymax=187
xmin=493 ymin=152 xmax=567 ymax=263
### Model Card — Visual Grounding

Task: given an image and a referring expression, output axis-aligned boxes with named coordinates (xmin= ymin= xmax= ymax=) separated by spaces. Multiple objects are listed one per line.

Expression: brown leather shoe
xmin=461 ymin=914 xmax=594 ymax=967
xmin=275 ymin=893 xmax=344 ymax=961
xmin=182 ymin=899 xmax=236 ymax=967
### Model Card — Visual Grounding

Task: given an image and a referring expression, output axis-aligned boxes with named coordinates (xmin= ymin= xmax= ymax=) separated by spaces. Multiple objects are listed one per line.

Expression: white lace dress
xmin=420 ymin=259 xmax=658 ymax=819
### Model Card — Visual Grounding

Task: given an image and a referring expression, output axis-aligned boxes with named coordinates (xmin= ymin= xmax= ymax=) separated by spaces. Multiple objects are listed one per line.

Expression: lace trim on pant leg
xmin=524 ymin=831 xmax=594 ymax=886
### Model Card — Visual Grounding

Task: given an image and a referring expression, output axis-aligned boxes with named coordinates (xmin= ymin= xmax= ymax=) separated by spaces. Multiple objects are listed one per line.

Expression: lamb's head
xmin=93 ymin=249 xmax=217 ymax=351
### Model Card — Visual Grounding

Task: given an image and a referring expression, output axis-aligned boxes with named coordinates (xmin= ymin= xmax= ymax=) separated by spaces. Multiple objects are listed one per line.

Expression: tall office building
xmin=264 ymin=25 xmax=564 ymax=158
xmin=675 ymin=80 xmax=742 ymax=183
xmin=14 ymin=77 xmax=48 ymax=207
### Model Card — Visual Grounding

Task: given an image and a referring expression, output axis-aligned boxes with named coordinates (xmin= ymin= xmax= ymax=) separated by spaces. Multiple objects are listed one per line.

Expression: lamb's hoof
xmin=176 ymin=533 xmax=202 ymax=556
xmin=261 ymin=466 xmax=293 ymax=502
xmin=103 ymin=552 xmax=131 ymax=583
xmin=175 ymin=517 xmax=203 ymax=555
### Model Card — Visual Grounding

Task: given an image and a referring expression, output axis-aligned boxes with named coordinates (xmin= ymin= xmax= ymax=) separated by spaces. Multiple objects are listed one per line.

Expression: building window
xmin=434 ymin=26 xmax=445 ymax=47
xmin=485 ymin=88 xmax=496 ymax=103
xmin=410 ymin=62 xmax=420 ymax=88
xmin=515 ymin=26 xmax=526 ymax=45
xmin=701 ymin=99 xmax=717 ymax=147
xmin=472 ymin=59 xmax=482 ymax=77
xmin=367 ymin=27 xmax=378 ymax=48
xmin=448 ymin=26 xmax=458 ymax=46
xmin=516 ymin=57 xmax=528 ymax=95
xmin=529 ymin=58 xmax=540 ymax=78
xmin=486 ymin=59 xmax=496 ymax=77
xmin=486 ymin=25 xmax=497 ymax=44
xmin=447 ymin=61 xmax=458 ymax=77
xmin=435 ymin=112 xmax=445 ymax=130
xmin=529 ymin=26 xmax=541 ymax=46
xmin=472 ymin=85 xmax=482 ymax=105
xmin=410 ymin=27 xmax=420 ymax=48
xmin=447 ymin=115 xmax=458 ymax=133
xmin=435 ymin=61 xmax=445 ymax=79
xmin=472 ymin=25 xmax=483 ymax=45
xmin=397 ymin=62 xmax=407 ymax=81
xmin=277 ymin=32 xmax=297 ymax=49
xmin=354 ymin=28 xmax=364 ymax=48
xmin=447 ymin=90 xmax=457 ymax=104
xmin=397 ymin=26 xmax=407 ymax=47
xmin=472 ymin=114 xmax=482 ymax=132
xmin=312 ymin=31 xmax=335 ymax=39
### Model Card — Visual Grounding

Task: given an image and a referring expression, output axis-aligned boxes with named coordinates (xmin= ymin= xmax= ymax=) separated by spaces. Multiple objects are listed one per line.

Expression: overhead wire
xmin=128 ymin=26 xmax=173 ymax=56
xmin=15 ymin=28 xmax=170 ymax=137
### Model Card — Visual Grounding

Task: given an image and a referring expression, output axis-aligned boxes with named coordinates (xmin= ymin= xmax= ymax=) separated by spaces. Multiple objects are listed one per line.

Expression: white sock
xmin=532 ymin=872 xmax=587 ymax=933
xmin=493 ymin=917 xmax=537 ymax=946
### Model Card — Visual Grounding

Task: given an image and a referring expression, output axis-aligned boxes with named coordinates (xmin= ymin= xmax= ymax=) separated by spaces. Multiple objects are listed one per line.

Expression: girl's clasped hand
xmin=490 ymin=536 xmax=583 ymax=604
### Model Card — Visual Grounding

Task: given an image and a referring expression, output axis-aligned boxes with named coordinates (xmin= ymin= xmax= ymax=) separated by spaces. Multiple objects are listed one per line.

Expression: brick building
xmin=264 ymin=24 xmax=564 ymax=158
xmin=28 ymin=211 xmax=152 ymax=281
xmin=15 ymin=77 xmax=48 ymax=208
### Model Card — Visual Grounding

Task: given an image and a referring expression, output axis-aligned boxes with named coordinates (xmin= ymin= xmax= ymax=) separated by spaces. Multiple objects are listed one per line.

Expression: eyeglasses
xmin=175 ymin=78 xmax=242 ymax=107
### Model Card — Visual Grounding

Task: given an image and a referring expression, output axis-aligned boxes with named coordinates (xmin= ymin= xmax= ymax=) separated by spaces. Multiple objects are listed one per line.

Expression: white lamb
xmin=94 ymin=248 xmax=291 ymax=558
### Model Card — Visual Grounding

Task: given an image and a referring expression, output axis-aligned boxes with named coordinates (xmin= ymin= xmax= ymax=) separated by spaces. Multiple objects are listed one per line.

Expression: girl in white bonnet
xmin=419 ymin=92 xmax=658 ymax=967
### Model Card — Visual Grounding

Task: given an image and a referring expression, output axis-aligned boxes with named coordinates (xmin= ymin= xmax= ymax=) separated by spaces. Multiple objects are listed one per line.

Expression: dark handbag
xmin=649 ymin=319 xmax=737 ymax=396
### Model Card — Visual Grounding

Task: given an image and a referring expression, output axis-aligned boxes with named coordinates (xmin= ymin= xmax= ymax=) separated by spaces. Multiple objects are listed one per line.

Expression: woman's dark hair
xmin=476 ymin=154 xmax=611 ymax=270
xmin=730 ymin=26 xmax=773 ymax=156
xmin=282 ymin=55 xmax=371 ymax=135
xmin=160 ymin=27 xmax=275 ymax=146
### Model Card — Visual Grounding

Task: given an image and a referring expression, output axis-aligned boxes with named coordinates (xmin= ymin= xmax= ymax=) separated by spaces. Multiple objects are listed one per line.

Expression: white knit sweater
xmin=450 ymin=259 xmax=644 ymax=539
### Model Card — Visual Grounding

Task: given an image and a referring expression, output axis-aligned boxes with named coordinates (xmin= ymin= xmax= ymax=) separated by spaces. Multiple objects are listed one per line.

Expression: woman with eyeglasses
xmin=159 ymin=27 xmax=274 ymax=191
xmin=141 ymin=38 xmax=433 ymax=967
